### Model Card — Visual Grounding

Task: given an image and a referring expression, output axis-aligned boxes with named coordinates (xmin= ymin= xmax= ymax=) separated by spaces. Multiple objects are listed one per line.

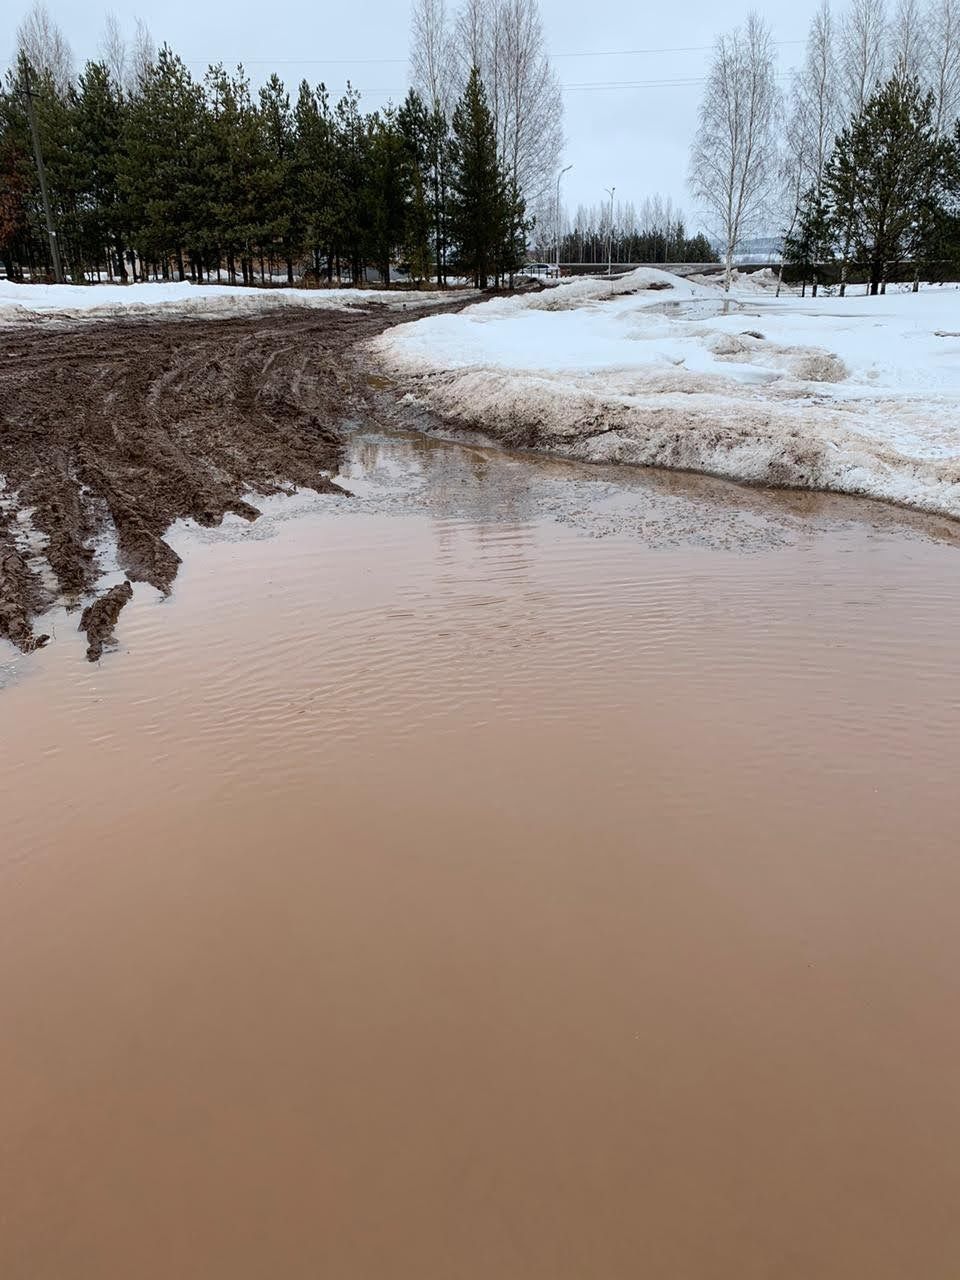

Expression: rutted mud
xmin=0 ymin=303 xmax=450 ymax=658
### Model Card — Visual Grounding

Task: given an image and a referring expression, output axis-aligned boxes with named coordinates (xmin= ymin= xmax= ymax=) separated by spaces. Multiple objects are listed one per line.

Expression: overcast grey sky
xmin=8 ymin=0 xmax=825 ymax=220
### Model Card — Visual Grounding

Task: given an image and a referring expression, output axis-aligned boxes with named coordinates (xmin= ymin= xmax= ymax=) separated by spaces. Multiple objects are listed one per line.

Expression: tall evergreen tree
xmin=448 ymin=68 xmax=508 ymax=288
xmin=293 ymin=80 xmax=338 ymax=280
xmin=397 ymin=89 xmax=434 ymax=285
xmin=75 ymin=60 xmax=126 ymax=279
xmin=258 ymin=73 xmax=297 ymax=282
xmin=825 ymin=72 xmax=954 ymax=294
xmin=364 ymin=108 xmax=409 ymax=286
xmin=122 ymin=47 xmax=209 ymax=280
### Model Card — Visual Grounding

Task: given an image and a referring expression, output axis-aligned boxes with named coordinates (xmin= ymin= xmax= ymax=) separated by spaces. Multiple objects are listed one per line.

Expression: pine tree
xmin=784 ymin=187 xmax=834 ymax=295
xmin=258 ymin=73 xmax=297 ymax=282
xmin=0 ymin=131 xmax=31 ymax=278
xmin=75 ymin=60 xmax=126 ymax=279
xmin=0 ymin=75 xmax=37 ymax=278
xmin=334 ymin=86 xmax=369 ymax=283
xmin=293 ymin=80 xmax=338 ymax=281
xmin=448 ymin=68 xmax=508 ymax=288
xmin=496 ymin=175 xmax=529 ymax=284
xmin=825 ymin=72 xmax=953 ymax=294
xmin=363 ymin=109 xmax=408 ymax=285
xmin=122 ymin=47 xmax=209 ymax=280
xmin=397 ymin=89 xmax=433 ymax=284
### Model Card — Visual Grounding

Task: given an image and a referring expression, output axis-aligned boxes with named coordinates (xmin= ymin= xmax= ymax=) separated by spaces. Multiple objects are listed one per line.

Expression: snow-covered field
xmin=371 ymin=268 xmax=960 ymax=520
xmin=0 ymin=279 xmax=450 ymax=325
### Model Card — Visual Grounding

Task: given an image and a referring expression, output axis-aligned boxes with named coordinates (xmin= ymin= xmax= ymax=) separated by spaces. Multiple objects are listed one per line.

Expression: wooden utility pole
xmin=20 ymin=60 xmax=64 ymax=284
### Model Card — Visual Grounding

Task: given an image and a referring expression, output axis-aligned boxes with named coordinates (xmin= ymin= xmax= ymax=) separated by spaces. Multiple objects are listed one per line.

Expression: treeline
xmin=1 ymin=17 xmax=528 ymax=287
xmin=557 ymin=221 xmax=714 ymax=268
xmin=691 ymin=0 xmax=960 ymax=291
xmin=529 ymin=196 xmax=714 ymax=265
xmin=786 ymin=72 xmax=960 ymax=294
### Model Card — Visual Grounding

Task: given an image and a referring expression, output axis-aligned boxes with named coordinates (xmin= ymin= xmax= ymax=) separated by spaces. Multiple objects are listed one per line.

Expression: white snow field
xmin=0 ymin=278 xmax=450 ymax=325
xmin=371 ymin=268 xmax=960 ymax=520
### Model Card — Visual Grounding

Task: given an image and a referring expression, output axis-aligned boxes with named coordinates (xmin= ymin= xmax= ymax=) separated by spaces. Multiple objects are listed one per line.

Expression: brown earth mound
xmin=0 ymin=303 xmax=444 ymax=659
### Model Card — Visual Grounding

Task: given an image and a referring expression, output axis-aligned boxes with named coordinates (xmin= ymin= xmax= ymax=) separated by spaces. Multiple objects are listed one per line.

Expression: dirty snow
xmin=371 ymin=267 xmax=960 ymax=520
xmin=0 ymin=278 xmax=452 ymax=325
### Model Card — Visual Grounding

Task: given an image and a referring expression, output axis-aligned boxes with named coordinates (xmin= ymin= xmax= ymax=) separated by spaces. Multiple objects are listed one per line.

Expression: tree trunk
xmin=286 ymin=257 xmax=294 ymax=285
xmin=723 ymin=244 xmax=734 ymax=293
xmin=175 ymin=248 xmax=185 ymax=283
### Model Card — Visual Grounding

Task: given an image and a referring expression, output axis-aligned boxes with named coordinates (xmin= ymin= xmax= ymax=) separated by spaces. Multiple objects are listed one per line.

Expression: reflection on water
xmin=1 ymin=428 xmax=960 ymax=1279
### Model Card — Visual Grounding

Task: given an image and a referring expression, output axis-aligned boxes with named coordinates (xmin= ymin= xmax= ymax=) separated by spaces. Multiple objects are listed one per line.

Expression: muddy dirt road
xmin=0 ymin=303 xmax=433 ymax=657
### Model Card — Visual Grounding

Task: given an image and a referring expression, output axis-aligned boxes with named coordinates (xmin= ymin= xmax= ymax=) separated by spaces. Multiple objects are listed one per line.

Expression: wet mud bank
xmin=0 ymin=303 xmax=457 ymax=657
xmin=374 ymin=365 xmax=960 ymax=527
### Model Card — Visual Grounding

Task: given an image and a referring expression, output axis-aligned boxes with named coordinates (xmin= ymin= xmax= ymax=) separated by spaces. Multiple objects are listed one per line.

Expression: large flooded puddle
xmin=3 ymin=429 xmax=960 ymax=1278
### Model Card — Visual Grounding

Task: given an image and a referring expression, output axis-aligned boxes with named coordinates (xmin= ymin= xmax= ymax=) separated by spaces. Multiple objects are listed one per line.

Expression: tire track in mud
xmin=0 ymin=303 xmax=444 ymax=659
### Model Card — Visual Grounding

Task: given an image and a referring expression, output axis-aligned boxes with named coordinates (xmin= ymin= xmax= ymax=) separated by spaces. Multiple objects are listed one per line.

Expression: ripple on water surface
xmin=1 ymin=428 xmax=960 ymax=1280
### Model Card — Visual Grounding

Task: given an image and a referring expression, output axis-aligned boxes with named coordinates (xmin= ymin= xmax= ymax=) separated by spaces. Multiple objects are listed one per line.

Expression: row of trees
xmin=690 ymin=0 xmax=960 ymax=291
xmin=787 ymin=74 xmax=958 ymax=293
xmin=1 ymin=2 xmax=537 ymax=287
xmin=529 ymin=196 xmax=714 ymax=266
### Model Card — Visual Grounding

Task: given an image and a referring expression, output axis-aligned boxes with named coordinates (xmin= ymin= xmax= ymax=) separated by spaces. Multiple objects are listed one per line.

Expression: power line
xmin=555 ymin=40 xmax=804 ymax=56
xmin=170 ymin=38 xmax=805 ymax=66
xmin=257 ymin=73 xmax=791 ymax=97
xmin=2 ymin=38 xmax=806 ymax=94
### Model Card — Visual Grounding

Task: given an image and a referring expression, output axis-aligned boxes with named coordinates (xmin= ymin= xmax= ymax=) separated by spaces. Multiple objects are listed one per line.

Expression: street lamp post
xmin=555 ymin=164 xmax=572 ymax=278
xmin=604 ymin=186 xmax=616 ymax=277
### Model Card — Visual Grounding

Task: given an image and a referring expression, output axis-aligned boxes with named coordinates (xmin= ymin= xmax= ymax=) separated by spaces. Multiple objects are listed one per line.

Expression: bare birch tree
xmin=689 ymin=13 xmax=781 ymax=291
xmin=417 ymin=0 xmax=563 ymax=208
xmin=100 ymin=11 xmax=127 ymax=93
xmin=130 ymin=18 xmax=155 ymax=92
xmin=925 ymin=0 xmax=960 ymax=131
xmin=800 ymin=1 xmax=842 ymax=193
xmin=455 ymin=0 xmax=490 ymax=88
xmin=778 ymin=90 xmax=813 ymax=294
xmin=16 ymin=0 xmax=73 ymax=93
xmin=888 ymin=0 xmax=928 ymax=78
xmin=410 ymin=0 xmax=456 ymax=115
xmin=776 ymin=3 xmax=839 ymax=293
xmin=840 ymin=0 xmax=887 ymax=116
xmin=494 ymin=0 xmax=563 ymax=205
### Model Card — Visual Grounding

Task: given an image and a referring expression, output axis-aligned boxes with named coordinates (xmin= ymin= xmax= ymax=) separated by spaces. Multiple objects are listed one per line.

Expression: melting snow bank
xmin=0 ymin=279 xmax=454 ymax=326
xmin=370 ymin=267 xmax=960 ymax=521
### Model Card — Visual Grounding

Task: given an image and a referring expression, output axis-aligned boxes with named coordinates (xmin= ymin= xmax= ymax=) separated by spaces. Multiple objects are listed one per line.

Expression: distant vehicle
xmin=523 ymin=262 xmax=557 ymax=277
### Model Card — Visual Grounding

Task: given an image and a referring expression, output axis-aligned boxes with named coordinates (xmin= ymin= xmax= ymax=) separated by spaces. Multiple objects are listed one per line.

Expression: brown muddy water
xmin=2 ymin=426 xmax=960 ymax=1279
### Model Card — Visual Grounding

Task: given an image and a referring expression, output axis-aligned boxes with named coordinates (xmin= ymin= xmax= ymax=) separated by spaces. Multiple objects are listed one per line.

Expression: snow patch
xmin=0 ymin=279 xmax=454 ymax=325
xmin=371 ymin=269 xmax=960 ymax=520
